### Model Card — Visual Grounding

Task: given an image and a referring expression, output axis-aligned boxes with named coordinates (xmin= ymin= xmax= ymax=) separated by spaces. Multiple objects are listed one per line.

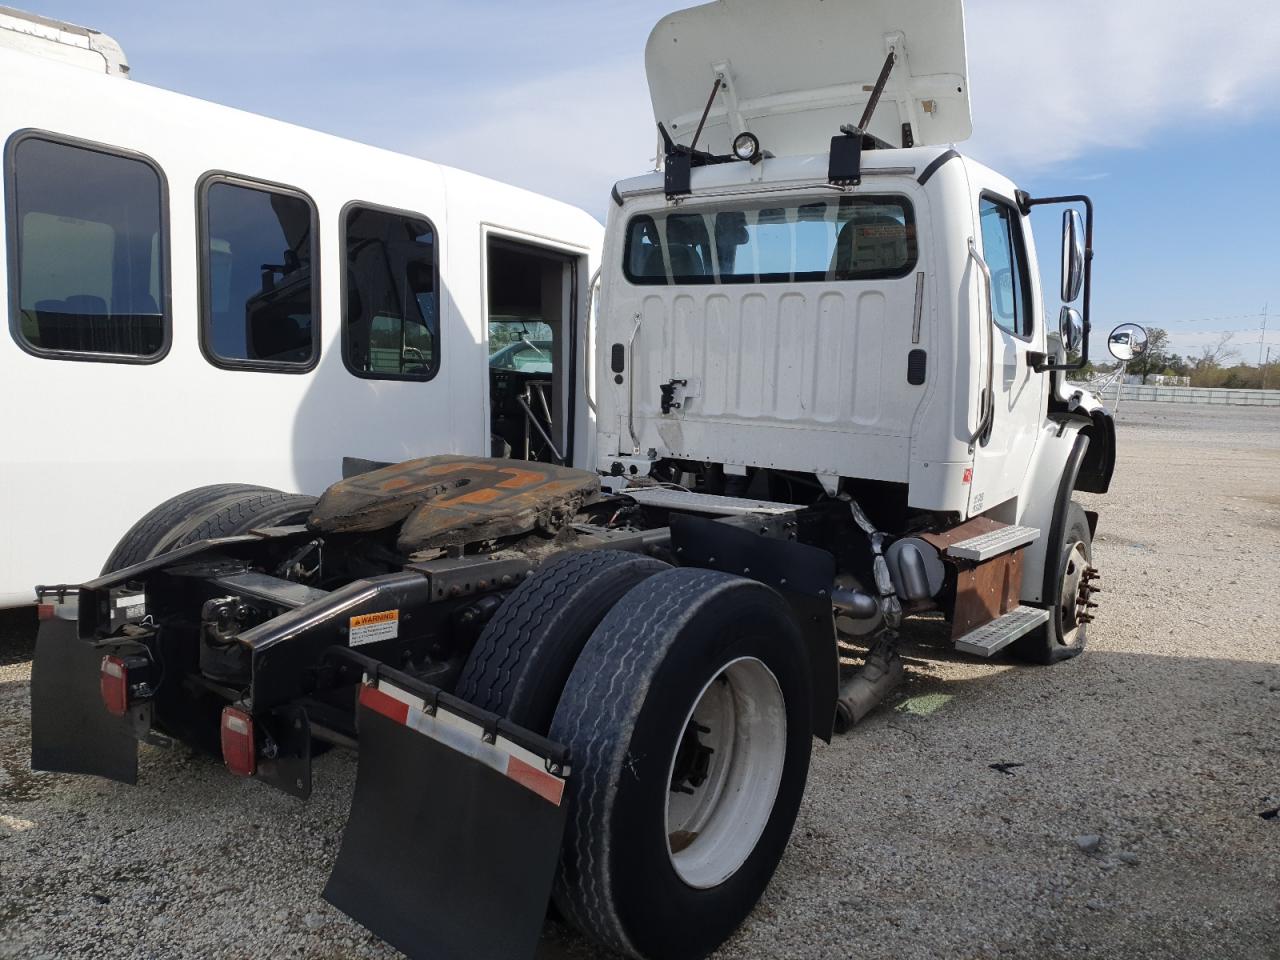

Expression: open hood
xmin=646 ymin=0 xmax=971 ymax=159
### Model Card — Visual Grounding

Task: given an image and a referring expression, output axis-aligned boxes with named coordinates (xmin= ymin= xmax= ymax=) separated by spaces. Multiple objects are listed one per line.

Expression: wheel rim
xmin=1058 ymin=540 xmax=1089 ymax=644
xmin=664 ymin=656 xmax=787 ymax=889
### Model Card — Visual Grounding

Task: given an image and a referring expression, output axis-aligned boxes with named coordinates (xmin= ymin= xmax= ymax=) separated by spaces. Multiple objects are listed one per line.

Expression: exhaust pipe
xmin=832 ymin=636 xmax=904 ymax=734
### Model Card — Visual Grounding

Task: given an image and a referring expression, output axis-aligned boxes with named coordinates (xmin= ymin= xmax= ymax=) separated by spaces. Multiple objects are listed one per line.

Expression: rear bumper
xmin=30 ymin=605 xmax=573 ymax=960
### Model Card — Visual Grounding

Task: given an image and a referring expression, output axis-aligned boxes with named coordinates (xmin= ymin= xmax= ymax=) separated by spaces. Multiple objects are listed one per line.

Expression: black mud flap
xmin=30 ymin=616 xmax=139 ymax=783
xmin=324 ymin=678 xmax=569 ymax=960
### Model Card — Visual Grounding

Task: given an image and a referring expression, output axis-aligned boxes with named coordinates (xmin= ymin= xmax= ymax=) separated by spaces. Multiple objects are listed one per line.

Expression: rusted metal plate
xmin=308 ymin=456 xmax=600 ymax=553
xmin=951 ymin=550 xmax=1024 ymax=638
xmin=919 ymin=515 xmax=1006 ymax=552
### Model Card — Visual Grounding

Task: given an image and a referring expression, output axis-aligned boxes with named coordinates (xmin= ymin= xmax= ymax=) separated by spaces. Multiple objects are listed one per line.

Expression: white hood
xmin=646 ymin=0 xmax=971 ymax=158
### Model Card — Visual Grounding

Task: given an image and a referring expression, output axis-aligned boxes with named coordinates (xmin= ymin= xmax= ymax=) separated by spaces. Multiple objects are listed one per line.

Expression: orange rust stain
xmin=444 ymin=488 xmax=505 ymax=505
xmin=496 ymin=469 xmax=546 ymax=490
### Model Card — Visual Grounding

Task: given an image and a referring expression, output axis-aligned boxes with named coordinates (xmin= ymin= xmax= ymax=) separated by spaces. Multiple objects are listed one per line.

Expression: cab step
xmin=946 ymin=524 xmax=1040 ymax=562
xmin=954 ymin=605 xmax=1051 ymax=657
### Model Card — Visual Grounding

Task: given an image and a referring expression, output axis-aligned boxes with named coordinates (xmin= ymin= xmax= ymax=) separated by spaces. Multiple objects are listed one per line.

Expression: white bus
xmin=0 ymin=11 xmax=603 ymax=606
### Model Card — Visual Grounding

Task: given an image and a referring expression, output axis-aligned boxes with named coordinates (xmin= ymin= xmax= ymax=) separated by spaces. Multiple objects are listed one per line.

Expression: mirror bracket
xmin=1021 ymin=192 xmax=1094 ymax=373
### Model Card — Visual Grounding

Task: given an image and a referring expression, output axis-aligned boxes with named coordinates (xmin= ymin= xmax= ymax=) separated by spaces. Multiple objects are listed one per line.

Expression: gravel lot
xmin=2 ymin=401 xmax=1278 ymax=960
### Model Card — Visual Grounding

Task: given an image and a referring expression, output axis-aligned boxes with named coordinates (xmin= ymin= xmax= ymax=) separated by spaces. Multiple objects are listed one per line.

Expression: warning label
xmin=350 ymin=610 xmax=399 ymax=647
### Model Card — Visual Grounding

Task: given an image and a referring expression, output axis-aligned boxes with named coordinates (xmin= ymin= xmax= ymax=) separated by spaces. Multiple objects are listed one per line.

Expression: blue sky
xmin=23 ymin=0 xmax=1280 ymax=362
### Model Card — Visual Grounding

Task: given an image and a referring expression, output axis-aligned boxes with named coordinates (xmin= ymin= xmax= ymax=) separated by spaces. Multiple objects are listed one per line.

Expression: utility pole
xmin=1261 ymin=303 xmax=1269 ymax=367
xmin=1264 ymin=346 xmax=1272 ymax=391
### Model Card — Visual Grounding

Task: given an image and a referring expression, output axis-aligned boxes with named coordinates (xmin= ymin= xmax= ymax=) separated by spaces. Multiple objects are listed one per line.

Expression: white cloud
xmin=408 ymin=62 xmax=659 ymax=218
xmin=408 ymin=0 xmax=1280 ymax=212
xmin=961 ymin=0 xmax=1280 ymax=172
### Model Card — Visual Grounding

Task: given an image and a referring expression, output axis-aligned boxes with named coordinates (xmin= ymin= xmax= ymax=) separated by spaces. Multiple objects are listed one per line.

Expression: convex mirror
xmin=1107 ymin=323 xmax=1148 ymax=362
xmin=1059 ymin=306 xmax=1083 ymax=354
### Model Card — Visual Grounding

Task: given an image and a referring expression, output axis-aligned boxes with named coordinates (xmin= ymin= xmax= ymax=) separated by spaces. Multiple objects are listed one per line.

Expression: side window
xmin=201 ymin=177 xmax=317 ymax=369
xmin=342 ymin=205 xmax=438 ymax=380
xmin=978 ymin=196 xmax=1032 ymax=337
xmin=8 ymin=134 xmax=168 ymax=361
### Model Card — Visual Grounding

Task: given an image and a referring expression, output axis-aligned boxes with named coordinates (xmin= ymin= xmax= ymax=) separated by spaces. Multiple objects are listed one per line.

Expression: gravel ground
xmin=2 ymin=401 xmax=1278 ymax=960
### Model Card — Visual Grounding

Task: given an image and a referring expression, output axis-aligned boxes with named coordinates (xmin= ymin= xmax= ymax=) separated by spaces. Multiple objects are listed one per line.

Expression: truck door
xmin=485 ymin=238 xmax=580 ymax=464
xmin=966 ymin=190 xmax=1045 ymax=515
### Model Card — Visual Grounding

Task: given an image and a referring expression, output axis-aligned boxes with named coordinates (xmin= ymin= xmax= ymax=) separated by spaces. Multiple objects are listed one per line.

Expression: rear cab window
xmin=623 ymin=195 xmax=917 ymax=285
xmin=6 ymin=132 xmax=169 ymax=362
xmin=199 ymin=175 xmax=319 ymax=371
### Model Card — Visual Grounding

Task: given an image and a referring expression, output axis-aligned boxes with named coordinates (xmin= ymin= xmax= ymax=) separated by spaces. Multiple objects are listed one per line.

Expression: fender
xmin=1050 ymin=376 xmax=1115 ymax=494
xmin=1016 ymin=422 xmax=1090 ymax=605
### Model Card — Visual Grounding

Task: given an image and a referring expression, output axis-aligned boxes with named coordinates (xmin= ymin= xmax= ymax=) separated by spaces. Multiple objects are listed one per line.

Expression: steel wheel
xmin=665 ymin=656 xmax=787 ymax=890
xmin=1058 ymin=540 xmax=1090 ymax=645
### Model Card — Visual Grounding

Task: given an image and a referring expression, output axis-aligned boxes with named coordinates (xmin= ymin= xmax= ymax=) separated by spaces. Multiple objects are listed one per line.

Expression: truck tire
xmin=163 ymin=491 xmax=318 ymax=549
xmin=1013 ymin=501 xmax=1092 ymax=664
xmin=455 ymin=549 xmax=669 ymax=734
xmin=550 ymin=568 xmax=813 ymax=960
xmin=101 ymin=483 xmax=274 ymax=573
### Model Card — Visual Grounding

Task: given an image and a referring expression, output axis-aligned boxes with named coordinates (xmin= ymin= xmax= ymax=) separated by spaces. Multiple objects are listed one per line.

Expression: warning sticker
xmin=350 ymin=610 xmax=399 ymax=647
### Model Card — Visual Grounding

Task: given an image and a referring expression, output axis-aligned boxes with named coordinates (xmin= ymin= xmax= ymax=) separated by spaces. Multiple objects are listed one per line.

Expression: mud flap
xmin=324 ymin=679 xmax=569 ymax=960
xmin=29 ymin=616 xmax=139 ymax=783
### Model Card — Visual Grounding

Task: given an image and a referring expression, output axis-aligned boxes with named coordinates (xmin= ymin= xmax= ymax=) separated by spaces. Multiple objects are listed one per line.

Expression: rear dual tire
xmin=550 ymin=568 xmax=812 ymax=960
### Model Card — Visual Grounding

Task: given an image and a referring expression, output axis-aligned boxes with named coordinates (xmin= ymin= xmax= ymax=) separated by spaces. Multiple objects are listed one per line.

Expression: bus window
xmin=200 ymin=177 xmax=318 ymax=370
xmin=342 ymin=204 xmax=438 ymax=380
xmin=8 ymin=134 xmax=168 ymax=361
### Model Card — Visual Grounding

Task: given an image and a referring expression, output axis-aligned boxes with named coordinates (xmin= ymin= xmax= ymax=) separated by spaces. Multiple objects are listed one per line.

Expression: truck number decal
xmin=349 ymin=610 xmax=399 ymax=646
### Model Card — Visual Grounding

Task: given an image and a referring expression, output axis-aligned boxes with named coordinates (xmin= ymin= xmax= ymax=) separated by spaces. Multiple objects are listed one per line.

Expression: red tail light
xmin=100 ymin=655 xmax=130 ymax=717
xmin=220 ymin=707 xmax=257 ymax=777
xmin=37 ymin=603 xmax=56 ymax=621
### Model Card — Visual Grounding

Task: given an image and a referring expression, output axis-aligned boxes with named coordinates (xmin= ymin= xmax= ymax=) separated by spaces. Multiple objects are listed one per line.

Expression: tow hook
xmin=660 ymin=379 xmax=687 ymax=415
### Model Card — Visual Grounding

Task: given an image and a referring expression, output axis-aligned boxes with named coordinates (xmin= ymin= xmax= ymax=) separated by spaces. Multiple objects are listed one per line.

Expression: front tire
xmin=550 ymin=568 xmax=812 ymax=960
xmin=1012 ymin=501 xmax=1093 ymax=664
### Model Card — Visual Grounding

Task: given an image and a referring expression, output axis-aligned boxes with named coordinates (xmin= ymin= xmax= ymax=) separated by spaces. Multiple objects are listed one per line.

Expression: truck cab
xmin=594 ymin=0 xmax=1115 ymax=610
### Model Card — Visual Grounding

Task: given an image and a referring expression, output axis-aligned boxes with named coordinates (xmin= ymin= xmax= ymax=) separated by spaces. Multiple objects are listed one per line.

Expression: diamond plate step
xmin=954 ymin=605 xmax=1051 ymax=657
xmin=947 ymin=524 xmax=1040 ymax=561
xmin=623 ymin=487 xmax=799 ymax=516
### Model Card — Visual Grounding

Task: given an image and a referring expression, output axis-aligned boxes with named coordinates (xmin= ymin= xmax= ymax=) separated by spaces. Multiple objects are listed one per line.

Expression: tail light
xmin=37 ymin=603 xmax=56 ymax=621
xmin=99 ymin=655 xmax=130 ymax=717
xmin=220 ymin=707 xmax=257 ymax=777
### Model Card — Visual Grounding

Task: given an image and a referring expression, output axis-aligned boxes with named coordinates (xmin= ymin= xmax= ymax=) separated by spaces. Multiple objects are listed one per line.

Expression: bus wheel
xmin=102 ymin=483 xmax=274 ymax=573
xmin=456 ymin=549 xmax=669 ymax=734
xmin=163 ymin=490 xmax=318 ymax=549
xmin=551 ymin=568 xmax=812 ymax=960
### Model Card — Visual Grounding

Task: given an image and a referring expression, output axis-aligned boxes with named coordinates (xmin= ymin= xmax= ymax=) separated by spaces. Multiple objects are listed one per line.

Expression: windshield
xmin=489 ymin=318 xmax=553 ymax=372
xmin=623 ymin=195 xmax=916 ymax=286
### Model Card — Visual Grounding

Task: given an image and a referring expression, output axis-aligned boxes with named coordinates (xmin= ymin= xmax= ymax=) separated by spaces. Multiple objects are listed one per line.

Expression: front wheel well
xmin=1074 ymin=409 xmax=1116 ymax=494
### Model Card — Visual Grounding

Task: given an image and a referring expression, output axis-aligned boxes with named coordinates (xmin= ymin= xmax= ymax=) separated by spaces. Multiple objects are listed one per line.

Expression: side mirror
xmin=1061 ymin=209 xmax=1085 ymax=303
xmin=1058 ymin=306 xmax=1083 ymax=355
xmin=1107 ymin=323 xmax=1148 ymax=362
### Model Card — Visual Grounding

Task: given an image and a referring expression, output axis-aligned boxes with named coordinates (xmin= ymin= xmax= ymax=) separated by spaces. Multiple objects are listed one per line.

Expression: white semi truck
xmin=30 ymin=2 xmax=1146 ymax=959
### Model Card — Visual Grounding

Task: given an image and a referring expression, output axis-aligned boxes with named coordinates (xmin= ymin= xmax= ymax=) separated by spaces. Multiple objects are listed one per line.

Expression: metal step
xmin=947 ymin=524 xmax=1040 ymax=561
xmin=622 ymin=487 xmax=798 ymax=516
xmin=954 ymin=605 xmax=1051 ymax=657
